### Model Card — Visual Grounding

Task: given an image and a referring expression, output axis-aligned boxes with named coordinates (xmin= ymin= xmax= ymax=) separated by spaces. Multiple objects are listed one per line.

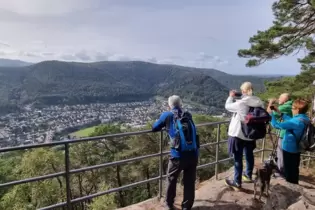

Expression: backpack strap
xmin=177 ymin=119 xmax=186 ymax=147
xmin=288 ymin=129 xmax=302 ymax=152
xmin=189 ymin=121 xmax=197 ymax=149
xmin=300 ymin=118 xmax=309 ymax=125
xmin=171 ymin=110 xmax=180 ymax=131
xmin=288 ymin=118 xmax=308 ymax=146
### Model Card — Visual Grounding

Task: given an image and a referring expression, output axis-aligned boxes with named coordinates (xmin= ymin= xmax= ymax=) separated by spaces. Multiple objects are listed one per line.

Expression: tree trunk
xmin=78 ymin=174 xmax=85 ymax=210
xmin=145 ymin=166 xmax=151 ymax=198
xmin=116 ymin=165 xmax=125 ymax=207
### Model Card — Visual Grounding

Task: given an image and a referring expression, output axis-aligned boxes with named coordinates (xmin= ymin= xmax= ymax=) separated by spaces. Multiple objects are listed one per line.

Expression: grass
xmin=71 ymin=126 xmax=98 ymax=137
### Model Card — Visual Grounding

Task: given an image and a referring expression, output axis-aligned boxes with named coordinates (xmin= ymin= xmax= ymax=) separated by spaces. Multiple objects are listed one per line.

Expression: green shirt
xmin=272 ymin=100 xmax=293 ymax=138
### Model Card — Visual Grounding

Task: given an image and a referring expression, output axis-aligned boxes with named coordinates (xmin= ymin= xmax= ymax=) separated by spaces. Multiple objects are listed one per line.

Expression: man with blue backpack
xmin=152 ymin=95 xmax=199 ymax=210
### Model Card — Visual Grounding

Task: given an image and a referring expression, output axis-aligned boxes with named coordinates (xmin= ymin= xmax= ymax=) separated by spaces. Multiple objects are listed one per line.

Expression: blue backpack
xmin=171 ymin=111 xmax=199 ymax=152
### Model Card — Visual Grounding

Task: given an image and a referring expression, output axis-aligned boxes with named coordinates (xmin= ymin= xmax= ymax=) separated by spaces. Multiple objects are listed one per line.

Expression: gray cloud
xmin=0 ymin=0 xmax=99 ymax=16
xmin=0 ymin=49 xmax=41 ymax=57
xmin=18 ymin=51 xmax=41 ymax=57
xmin=73 ymin=50 xmax=91 ymax=61
xmin=59 ymin=54 xmax=76 ymax=61
xmin=147 ymin=57 xmax=158 ymax=63
xmin=192 ymin=52 xmax=228 ymax=68
xmin=94 ymin=52 xmax=109 ymax=61
xmin=0 ymin=42 xmax=10 ymax=47
xmin=0 ymin=0 xmax=301 ymax=74
xmin=41 ymin=52 xmax=55 ymax=56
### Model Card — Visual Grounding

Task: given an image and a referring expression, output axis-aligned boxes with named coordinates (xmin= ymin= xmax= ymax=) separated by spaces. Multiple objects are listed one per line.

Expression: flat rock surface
xmin=118 ymin=167 xmax=315 ymax=210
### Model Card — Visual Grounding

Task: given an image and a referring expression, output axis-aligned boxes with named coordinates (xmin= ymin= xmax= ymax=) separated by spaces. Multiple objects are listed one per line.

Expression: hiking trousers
xmin=165 ymin=155 xmax=198 ymax=210
xmin=283 ymin=150 xmax=300 ymax=184
xmin=229 ymin=137 xmax=255 ymax=185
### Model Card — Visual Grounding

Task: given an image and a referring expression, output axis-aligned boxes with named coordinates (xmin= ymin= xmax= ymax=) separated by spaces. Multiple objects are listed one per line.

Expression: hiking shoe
xmin=273 ymin=173 xmax=285 ymax=180
xmin=164 ymin=204 xmax=175 ymax=210
xmin=242 ymin=175 xmax=253 ymax=183
xmin=225 ymin=179 xmax=241 ymax=191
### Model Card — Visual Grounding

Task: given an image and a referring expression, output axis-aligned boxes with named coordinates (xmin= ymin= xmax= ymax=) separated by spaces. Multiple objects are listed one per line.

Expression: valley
xmin=0 ymin=60 xmax=280 ymax=114
xmin=0 ymin=60 xmax=280 ymax=147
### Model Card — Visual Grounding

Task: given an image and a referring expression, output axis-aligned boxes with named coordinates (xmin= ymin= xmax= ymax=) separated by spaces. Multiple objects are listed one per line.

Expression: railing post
xmin=158 ymin=130 xmax=163 ymax=199
xmin=215 ymin=124 xmax=220 ymax=180
xmin=307 ymin=152 xmax=311 ymax=169
xmin=261 ymin=138 xmax=266 ymax=163
xmin=65 ymin=143 xmax=72 ymax=209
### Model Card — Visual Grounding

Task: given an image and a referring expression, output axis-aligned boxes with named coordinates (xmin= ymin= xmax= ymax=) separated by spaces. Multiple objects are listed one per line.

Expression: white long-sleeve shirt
xmin=225 ymin=95 xmax=264 ymax=140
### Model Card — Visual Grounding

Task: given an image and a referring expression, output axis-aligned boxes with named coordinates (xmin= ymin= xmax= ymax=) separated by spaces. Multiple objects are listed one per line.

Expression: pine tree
xmin=238 ymin=0 xmax=315 ymax=70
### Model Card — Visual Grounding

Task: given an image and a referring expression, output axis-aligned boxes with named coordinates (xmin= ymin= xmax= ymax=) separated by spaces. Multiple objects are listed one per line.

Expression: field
xmin=71 ymin=126 xmax=98 ymax=137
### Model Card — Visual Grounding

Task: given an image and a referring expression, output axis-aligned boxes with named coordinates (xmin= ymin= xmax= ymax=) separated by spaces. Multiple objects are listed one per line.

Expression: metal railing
xmin=0 ymin=120 xmax=313 ymax=210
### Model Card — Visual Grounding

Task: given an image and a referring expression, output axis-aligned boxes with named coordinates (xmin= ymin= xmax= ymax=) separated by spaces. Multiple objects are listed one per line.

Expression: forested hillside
xmin=259 ymin=70 xmax=315 ymax=102
xmin=0 ymin=60 xmax=279 ymax=114
xmin=0 ymin=115 xmax=231 ymax=209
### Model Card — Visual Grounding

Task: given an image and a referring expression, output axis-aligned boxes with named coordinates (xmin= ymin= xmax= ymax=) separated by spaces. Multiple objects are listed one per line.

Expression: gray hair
xmin=168 ymin=95 xmax=182 ymax=108
xmin=280 ymin=93 xmax=290 ymax=100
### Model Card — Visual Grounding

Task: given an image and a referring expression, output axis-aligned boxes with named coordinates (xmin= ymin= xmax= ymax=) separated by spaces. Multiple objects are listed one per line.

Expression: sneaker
xmin=165 ymin=204 xmax=175 ymax=210
xmin=225 ymin=179 xmax=241 ymax=191
xmin=273 ymin=173 xmax=285 ymax=179
xmin=242 ymin=175 xmax=253 ymax=183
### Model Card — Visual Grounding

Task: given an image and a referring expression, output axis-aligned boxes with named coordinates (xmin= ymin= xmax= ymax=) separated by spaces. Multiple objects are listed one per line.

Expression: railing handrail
xmin=0 ymin=119 xmax=312 ymax=210
xmin=0 ymin=120 xmax=230 ymax=153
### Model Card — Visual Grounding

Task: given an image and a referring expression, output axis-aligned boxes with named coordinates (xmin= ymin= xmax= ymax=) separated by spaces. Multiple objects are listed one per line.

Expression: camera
xmin=234 ymin=92 xmax=242 ymax=97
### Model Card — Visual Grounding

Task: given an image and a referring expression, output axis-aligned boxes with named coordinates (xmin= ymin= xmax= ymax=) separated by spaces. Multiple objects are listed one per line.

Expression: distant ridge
xmin=237 ymin=74 xmax=295 ymax=77
xmin=0 ymin=58 xmax=32 ymax=67
xmin=0 ymin=60 xmax=280 ymax=114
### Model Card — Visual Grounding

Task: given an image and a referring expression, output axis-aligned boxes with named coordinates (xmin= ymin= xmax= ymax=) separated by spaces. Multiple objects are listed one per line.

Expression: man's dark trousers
xmin=165 ymin=155 xmax=198 ymax=210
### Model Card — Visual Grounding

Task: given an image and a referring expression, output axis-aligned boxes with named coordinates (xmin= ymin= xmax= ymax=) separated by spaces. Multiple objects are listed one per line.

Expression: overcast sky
xmin=0 ymin=0 xmax=303 ymax=75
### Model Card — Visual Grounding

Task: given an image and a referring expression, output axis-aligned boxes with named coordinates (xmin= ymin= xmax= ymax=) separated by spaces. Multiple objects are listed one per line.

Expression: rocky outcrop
xmin=263 ymin=182 xmax=302 ymax=210
xmin=119 ymin=167 xmax=315 ymax=210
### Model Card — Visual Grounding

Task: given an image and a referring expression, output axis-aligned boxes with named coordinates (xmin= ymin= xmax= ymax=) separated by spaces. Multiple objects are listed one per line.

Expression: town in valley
xmin=0 ymin=98 xmax=226 ymax=148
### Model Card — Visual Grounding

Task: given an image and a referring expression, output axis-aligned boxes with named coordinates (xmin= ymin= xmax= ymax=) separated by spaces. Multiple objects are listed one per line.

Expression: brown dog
xmin=253 ymin=159 xmax=278 ymax=200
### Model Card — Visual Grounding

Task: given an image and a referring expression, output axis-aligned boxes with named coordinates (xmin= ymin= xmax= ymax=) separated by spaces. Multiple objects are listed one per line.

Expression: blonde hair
xmin=240 ymin=82 xmax=253 ymax=96
xmin=168 ymin=95 xmax=182 ymax=108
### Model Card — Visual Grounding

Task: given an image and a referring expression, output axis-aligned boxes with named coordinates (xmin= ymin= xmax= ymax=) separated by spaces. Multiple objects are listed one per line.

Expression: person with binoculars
xmin=267 ymin=93 xmax=293 ymax=177
xmin=224 ymin=82 xmax=264 ymax=190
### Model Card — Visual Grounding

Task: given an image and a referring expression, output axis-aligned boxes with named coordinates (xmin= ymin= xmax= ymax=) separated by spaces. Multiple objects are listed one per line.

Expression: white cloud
xmin=190 ymin=52 xmax=229 ymax=68
xmin=0 ymin=41 xmax=10 ymax=48
xmin=0 ymin=0 xmax=302 ymax=74
xmin=0 ymin=0 xmax=98 ymax=16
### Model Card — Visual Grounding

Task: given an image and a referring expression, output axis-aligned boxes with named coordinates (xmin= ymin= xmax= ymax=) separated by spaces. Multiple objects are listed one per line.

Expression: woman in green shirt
xmin=268 ymin=93 xmax=293 ymax=176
